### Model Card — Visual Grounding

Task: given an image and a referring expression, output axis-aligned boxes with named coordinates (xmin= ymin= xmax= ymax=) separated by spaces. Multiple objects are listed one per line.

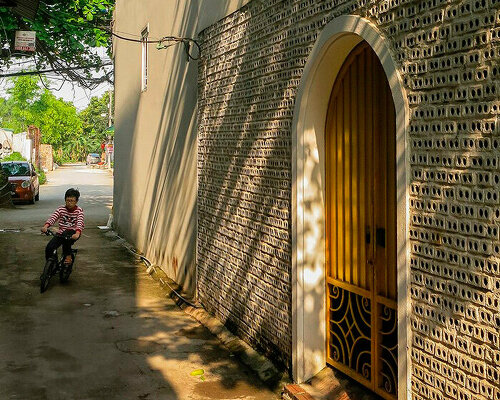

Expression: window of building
xmin=141 ymin=26 xmax=149 ymax=91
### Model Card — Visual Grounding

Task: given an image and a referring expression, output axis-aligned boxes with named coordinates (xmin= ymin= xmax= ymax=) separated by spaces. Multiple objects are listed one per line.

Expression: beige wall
xmin=197 ymin=0 xmax=500 ymax=398
xmin=113 ymin=0 xmax=250 ymax=295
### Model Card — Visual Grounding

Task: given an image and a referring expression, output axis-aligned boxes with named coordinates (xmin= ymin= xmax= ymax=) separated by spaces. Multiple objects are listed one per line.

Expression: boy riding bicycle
xmin=41 ymin=188 xmax=84 ymax=264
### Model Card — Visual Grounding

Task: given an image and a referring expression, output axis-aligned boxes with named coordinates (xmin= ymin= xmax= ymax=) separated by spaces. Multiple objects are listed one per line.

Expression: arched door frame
xmin=291 ymin=15 xmax=410 ymax=399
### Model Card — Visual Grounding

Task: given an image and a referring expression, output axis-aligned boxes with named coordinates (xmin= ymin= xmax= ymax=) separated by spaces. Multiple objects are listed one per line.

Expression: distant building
xmin=0 ymin=128 xmax=13 ymax=158
xmin=12 ymin=131 xmax=32 ymax=161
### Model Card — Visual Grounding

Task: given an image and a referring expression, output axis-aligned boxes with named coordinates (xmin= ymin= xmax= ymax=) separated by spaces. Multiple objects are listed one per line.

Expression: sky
xmin=0 ymin=48 xmax=113 ymax=111
xmin=44 ymin=79 xmax=112 ymax=110
xmin=0 ymin=75 xmax=112 ymax=110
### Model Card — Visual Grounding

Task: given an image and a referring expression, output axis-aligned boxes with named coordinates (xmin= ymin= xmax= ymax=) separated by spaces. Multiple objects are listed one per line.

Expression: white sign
xmin=14 ymin=31 xmax=36 ymax=52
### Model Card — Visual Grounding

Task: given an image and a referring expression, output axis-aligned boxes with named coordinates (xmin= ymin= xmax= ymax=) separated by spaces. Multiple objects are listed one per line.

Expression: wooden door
xmin=325 ymin=41 xmax=397 ymax=400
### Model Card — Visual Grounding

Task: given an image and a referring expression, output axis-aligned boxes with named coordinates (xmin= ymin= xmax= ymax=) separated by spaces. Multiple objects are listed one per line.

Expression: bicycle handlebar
xmin=43 ymin=229 xmax=75 ymax=240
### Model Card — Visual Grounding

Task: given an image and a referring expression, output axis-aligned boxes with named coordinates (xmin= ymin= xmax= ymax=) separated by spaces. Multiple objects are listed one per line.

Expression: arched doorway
xmin=291 ymin=15 xmax=409 ymax=400
xmin=325 ymin=41 xmax=397 ymax=399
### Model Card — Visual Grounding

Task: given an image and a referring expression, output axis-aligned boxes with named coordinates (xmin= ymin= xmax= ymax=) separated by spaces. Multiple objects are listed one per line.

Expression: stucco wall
xmin=113 ymin=0 xmax=250 ymax=295
xmin=198 ymin=0 xmax=500 ymax=397
xmin=39 ymin=144 xmax=53 ymax=172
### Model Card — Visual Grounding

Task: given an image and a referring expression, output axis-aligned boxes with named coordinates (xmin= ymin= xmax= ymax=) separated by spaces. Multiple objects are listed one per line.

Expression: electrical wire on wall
xmin=0 ymin=4 xmax=200 ymax=87
xmin=37 ymin=7 xmax=200 ymax=60
xmin=108 ymin=30 xmax=200 ymax=61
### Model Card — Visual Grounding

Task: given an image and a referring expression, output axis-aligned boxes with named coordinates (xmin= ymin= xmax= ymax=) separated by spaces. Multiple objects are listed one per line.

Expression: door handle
xmin=376 ymin=227 xmax=386 ymax=248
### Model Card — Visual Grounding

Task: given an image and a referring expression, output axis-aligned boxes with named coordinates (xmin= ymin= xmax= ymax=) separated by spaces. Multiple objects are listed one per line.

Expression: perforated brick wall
xmin=197 ymin=0 xmax=500 ymax=393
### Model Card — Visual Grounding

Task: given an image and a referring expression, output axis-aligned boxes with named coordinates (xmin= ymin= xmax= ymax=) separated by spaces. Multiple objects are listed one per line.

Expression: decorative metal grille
xmin=378 ymin=305 xmax=398 ymax=396
xmin=328 ymin=284 xmax=398 ymax=400
xmin=328 ymin=284 xmax=372 ymax=381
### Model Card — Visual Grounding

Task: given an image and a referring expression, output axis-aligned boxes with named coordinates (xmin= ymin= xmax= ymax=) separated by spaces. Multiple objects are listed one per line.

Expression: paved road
xmin=0 ymin=164 xmax=113 ymax=229
xmin=0 ymin=165 xmax=278 ymax=400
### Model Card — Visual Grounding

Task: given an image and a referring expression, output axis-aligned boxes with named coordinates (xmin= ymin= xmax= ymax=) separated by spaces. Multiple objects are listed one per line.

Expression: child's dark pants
xmin=45 ymin=231 xmax=77 ymax=260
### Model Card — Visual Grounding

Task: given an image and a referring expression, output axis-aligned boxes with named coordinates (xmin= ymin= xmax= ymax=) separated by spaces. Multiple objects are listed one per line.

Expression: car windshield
xmin=89 ymin=153 xmax=99 ymax=157
xmin=1 ymin=162 xmax=30 ymax=177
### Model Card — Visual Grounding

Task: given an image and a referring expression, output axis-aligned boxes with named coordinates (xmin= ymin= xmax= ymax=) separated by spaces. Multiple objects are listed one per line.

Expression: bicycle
xmin=40 ymin=230 xmax=78 ymax=293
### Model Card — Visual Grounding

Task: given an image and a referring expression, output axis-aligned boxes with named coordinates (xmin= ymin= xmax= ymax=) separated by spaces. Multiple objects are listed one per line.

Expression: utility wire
xmin=0 ymin=63 xmax=112 ymax=78
xmin=1 ymin=5 xmax=200 ymax=88
xmin=36 ymin=6 xmax=199 ymax=56
xmin=109 ymin=30 xmax=200 ymax=60
xmin=37 ymin=6 xmax=199 ymax=60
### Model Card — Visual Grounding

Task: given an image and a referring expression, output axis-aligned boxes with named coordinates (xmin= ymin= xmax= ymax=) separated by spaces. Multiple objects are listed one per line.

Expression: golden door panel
xmin=325 ymin=41 xmax=397 ymax=400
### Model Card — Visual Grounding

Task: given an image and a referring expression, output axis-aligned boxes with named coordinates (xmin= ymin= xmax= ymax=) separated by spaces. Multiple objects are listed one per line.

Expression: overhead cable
xmin=0 ymin=63 xmax=113 ymax=77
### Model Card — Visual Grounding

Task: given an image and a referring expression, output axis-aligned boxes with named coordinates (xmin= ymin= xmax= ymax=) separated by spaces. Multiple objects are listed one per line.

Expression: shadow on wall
xmin=114 ymin=1 xmax=253 ymax=297
xmin=114 ymin=3 xmax=203 ymax=295
xmin=196 ymin=1 xmax=299 ymax=372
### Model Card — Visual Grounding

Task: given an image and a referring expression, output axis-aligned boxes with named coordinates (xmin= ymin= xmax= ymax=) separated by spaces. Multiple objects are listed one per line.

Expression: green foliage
xmin=0 ymin=76 xmax=83 ymax=158
xmin=53 ymin=152 xmax=66 ymax=165
xmin=0 ymin=0 xmax=113 ymax=87
xmin=36 ymin=167 xmax=46 ymax=184
xmin=79 ymin=91 xmax=113 ymax=153
xmin=36 ymin=92 xmax=83 ymax=154
xmin=0 ymin=151 xmax=26 ymax=161
xmin=0 ymin=76 xmax=113 ymax=162
xmin=0 ymin=75 xmax=42 ymax=133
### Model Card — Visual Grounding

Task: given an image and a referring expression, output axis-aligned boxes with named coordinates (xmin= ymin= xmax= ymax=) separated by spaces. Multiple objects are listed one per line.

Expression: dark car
xmin=0 ymin=161 xmax=40 ymax=204
xmin=86 ymin=153 xmax=101 ymax=165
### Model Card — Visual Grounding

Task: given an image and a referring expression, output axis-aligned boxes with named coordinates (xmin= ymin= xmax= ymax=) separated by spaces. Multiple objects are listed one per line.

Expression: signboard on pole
xmin=14 ymin=31 xmax=36 ymax=52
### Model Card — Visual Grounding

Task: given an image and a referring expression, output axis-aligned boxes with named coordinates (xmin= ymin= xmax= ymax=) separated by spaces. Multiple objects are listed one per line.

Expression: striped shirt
xmin=45 ymin=205 xmax=85 ymax=234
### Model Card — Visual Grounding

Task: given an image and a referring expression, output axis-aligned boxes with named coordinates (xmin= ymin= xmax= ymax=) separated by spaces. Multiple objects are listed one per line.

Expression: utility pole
xmin=108 ymin=88 xmax=112 ymax=128
xmin=27 ymin=125 xmax=40 ymax=169
xmin=107 ymin=88 xmax=113 ymax=169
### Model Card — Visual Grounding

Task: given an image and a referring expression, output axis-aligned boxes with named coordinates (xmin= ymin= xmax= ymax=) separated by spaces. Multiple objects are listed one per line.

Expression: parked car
xmin=0 ymin=161 xmax=40 ymax=204
xmin=86 ymin=153 xmax=101 ymax=165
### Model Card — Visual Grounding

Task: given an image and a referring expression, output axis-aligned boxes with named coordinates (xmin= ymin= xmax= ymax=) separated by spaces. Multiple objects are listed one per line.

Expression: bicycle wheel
xmin=40 ymin=258 xmax=55 ymax=293
xmin=59 ymin=253 xmax=75 ymax=283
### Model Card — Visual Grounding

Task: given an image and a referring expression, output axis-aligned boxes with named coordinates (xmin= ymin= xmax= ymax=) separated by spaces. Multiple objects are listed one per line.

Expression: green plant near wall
xmin=36 ymin=168 xmax=47 ymax=185
xmin=0 ymin=151 xmax=26 ymax=161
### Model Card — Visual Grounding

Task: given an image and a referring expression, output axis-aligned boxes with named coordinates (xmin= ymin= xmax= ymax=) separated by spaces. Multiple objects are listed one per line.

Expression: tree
xmin=0 ymin=0 xmax=113 ymax=88
xmin=0 ymin=75 xmax=42 ymax=133
xmin=0 ymin=76 xmax=114 ymax=162
xmin=35 ymin=91 xmax=83 ymax=156
xmin=0 ymin=75 xmax=83 ymax=162
xmin=79 ymin=90 xmax=113 ymax=153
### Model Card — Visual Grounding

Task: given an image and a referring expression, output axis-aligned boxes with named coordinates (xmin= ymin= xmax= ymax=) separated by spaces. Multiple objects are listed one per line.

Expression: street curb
xmin=282 ymin=383 xmax=354 ymax=400
xmin=282 ymin=384 xmax=316 ymax=400
xmin=105 ymin=229 xmax=290 ymax=393
xmin=103 ymin=230 xmax=365 ymax=400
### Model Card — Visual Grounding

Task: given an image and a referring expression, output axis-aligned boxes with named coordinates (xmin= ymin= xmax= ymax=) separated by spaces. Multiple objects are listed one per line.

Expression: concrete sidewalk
xmin=109 ymin=231 xmax=379 ymax=400
xmin=0 ymin=222 xmax=283 ymax=399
